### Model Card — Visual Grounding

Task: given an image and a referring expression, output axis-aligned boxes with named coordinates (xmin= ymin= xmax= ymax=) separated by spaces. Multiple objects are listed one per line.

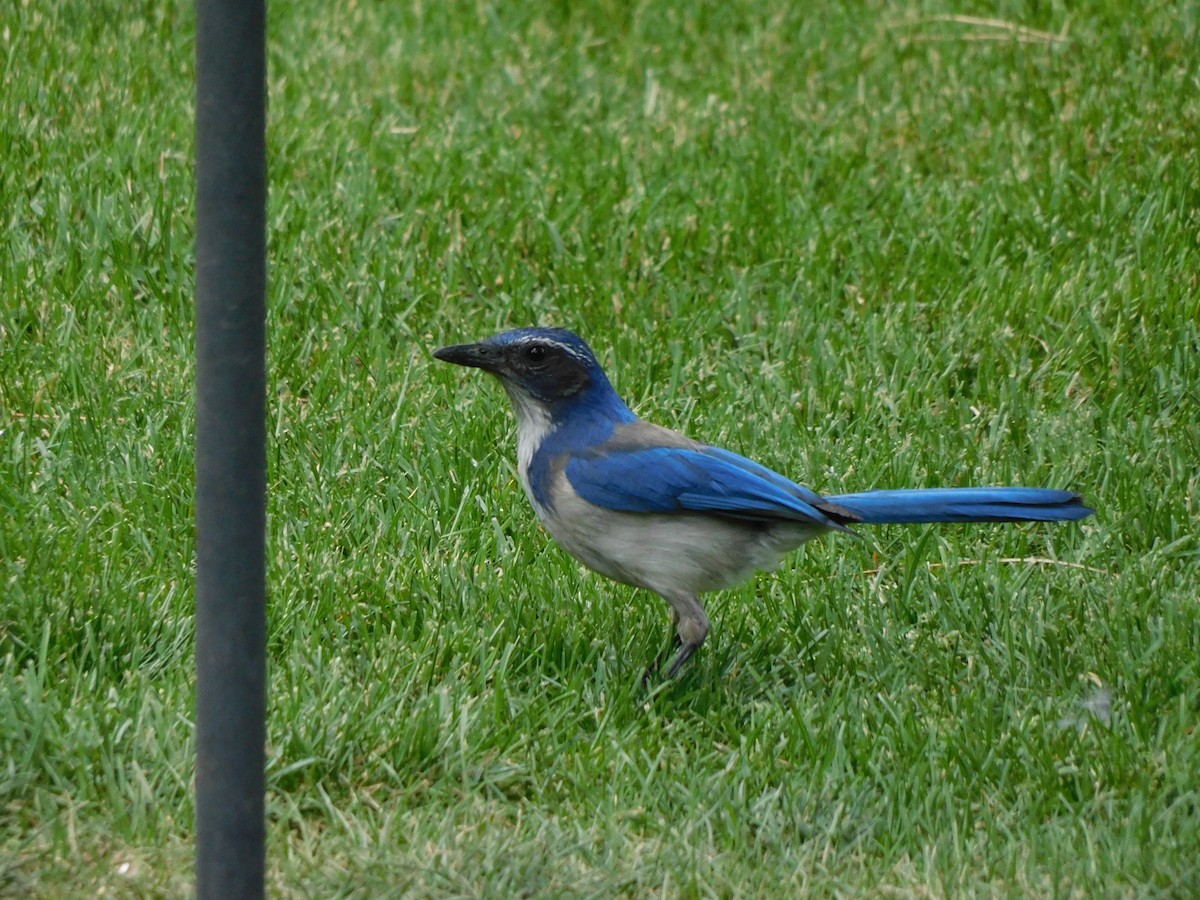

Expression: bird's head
xmin=434 ymin=327 xmax=633 ymax=423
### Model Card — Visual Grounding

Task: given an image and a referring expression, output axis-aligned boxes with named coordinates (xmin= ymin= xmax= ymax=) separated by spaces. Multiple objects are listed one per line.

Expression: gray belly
xmin=533 ymin=491 xmax=823 ymax=598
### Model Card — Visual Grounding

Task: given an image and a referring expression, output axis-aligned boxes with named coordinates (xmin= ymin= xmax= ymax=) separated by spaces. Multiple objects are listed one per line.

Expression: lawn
xmin=2 ymin=0 xmax=1198 ymax=895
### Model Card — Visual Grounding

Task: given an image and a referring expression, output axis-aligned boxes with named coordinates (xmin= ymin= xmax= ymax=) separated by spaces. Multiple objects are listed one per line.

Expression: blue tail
xmin=826 ymin=487 xmax=1094 ymax=525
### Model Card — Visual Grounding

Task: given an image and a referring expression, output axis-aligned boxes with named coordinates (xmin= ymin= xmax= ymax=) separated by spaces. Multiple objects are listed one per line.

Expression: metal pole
xmin=194 ymin=0 xmax=267 ymax=895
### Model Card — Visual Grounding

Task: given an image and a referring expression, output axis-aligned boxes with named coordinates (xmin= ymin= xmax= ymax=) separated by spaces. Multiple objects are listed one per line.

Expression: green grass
xmin=3 ymin=0 xmax=1198 ymax=894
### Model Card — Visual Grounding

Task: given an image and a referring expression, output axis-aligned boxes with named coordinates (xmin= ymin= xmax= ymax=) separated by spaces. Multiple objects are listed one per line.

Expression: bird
xmin=433 ymin=327 xmax=1093 ymax=679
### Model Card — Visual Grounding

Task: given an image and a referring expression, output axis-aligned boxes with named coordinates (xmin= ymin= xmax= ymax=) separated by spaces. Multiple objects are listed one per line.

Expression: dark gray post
xmin=194 ymin=0 xmax=268 ymax=896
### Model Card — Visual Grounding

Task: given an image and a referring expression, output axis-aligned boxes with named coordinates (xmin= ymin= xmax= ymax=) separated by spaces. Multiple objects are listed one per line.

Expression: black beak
xmin=432 ymin=341 xmax=501 ymax=372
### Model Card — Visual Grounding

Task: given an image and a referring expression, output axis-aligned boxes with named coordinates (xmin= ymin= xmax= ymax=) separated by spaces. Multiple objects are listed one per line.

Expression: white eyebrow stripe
xmin=513 ymin=336 xmax=590 ymax=363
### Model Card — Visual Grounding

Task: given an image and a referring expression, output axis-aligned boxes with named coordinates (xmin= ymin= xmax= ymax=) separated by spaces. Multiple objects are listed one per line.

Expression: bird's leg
xmin=662 ymin=594 xmax=710 ymax=679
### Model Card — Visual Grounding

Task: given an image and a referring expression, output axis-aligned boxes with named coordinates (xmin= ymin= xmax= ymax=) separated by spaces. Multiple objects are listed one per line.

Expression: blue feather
xmin=564 ymin=445 xmax=848 ymax=527
xmin=827 ymin=487 xmax=1093 ymax=524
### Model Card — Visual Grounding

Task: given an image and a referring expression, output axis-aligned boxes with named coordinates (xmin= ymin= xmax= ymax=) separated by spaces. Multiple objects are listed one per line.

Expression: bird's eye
xmin=525 ymin=345 xmax=548 ymax=362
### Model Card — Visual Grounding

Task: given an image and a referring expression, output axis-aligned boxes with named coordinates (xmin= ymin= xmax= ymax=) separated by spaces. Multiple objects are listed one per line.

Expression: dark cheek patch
xmin=529 ymin=358 xmax=588 ymax=397
xmin=557 ymin=360 xmax=590 ymax=394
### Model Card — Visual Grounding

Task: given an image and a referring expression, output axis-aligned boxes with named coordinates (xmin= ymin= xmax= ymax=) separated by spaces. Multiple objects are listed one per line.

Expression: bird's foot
xmin=665 ymin=641 xmax=701 ymax=678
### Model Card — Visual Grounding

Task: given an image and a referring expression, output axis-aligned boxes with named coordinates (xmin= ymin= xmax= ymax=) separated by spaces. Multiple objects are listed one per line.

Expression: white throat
xmin=504 ymin=386 xmax=556 ymax=498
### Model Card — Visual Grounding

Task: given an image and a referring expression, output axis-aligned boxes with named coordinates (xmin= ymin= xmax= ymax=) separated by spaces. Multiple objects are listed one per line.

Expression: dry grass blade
xmin=890 ymin=14 xmax=1071 ymax=47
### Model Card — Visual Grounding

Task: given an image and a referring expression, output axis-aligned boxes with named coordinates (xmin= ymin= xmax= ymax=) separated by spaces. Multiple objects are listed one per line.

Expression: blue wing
xmin=564 ymin=443 xmax=855 ymax=528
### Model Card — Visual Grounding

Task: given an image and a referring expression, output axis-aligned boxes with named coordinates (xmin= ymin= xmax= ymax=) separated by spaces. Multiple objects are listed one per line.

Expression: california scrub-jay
xmin=434 ymin=327 xmax=1093 ymax=678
